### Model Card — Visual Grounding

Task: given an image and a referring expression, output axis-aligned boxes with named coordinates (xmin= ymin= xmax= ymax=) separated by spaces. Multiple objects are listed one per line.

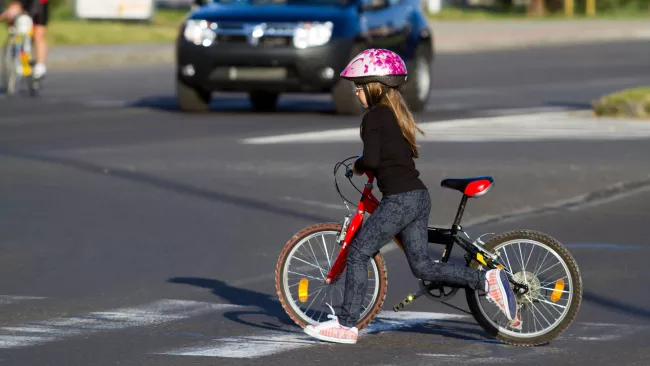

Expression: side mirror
xmin=358 ymin=0 xmax=388 ymax=11
xmin=358 ymin=0 xmax=371 ymax=11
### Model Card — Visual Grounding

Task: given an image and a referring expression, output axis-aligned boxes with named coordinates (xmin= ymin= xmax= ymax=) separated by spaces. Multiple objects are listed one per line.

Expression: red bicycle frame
xmin=323 ymin=172 xmax=404 ymax=285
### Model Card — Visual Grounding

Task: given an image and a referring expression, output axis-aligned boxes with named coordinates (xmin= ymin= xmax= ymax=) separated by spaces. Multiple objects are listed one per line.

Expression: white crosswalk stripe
xmin=1 ymin=293 xmax=648 ymax=361
xmin=0 ymin=299 xmax=243 ymax=349
xmin=241 ymin=111 xmax=650 ymax=144
xmin=157 ymin=311 xmax=468 ymax=358
xmin=0 ymin=295 xmax=47 ymax=306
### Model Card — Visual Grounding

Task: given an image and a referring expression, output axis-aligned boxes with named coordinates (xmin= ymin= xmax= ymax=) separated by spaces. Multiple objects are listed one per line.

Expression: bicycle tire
xmin=275 ymin=222 xmax=388 ymax=330
xmin=1 ymin=38 xmax=17 ymax=96
xmin=465 ymin=230 xmax=583 ymax=346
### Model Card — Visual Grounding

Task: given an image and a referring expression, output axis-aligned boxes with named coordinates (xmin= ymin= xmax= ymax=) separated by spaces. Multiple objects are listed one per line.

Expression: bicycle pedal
xmin=393 ymin=293 xmax=416 ymax=312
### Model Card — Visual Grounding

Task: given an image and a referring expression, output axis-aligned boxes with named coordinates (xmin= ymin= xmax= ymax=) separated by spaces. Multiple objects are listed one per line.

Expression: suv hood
xmin=191 ymin=3 xmax=356 ymax=23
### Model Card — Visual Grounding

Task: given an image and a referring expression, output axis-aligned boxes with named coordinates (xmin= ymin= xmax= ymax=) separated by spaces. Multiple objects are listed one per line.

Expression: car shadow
xmin=127 ymin=94 xmax=343 ymax=115
xmin=167 ymin=276 xmax=496 ymax=343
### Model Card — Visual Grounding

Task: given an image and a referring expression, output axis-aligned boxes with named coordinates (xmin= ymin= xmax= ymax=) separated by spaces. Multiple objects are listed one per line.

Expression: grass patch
xmin=592 ymin=86 xmax=650 ymax=119
xmin=0 ymin=9 xmax=187 ymax=46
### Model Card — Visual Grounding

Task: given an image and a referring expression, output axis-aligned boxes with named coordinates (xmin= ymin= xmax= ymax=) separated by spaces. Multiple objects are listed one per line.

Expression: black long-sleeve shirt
xmin=354 ymin=105 xmax=427 ymax=196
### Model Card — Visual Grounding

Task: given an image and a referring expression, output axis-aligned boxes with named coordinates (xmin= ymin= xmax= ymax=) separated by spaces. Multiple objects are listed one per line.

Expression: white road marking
xmin=0 ymin=299 xmax=242 ymax=349
xmin=281 ymin=196 xmax=347 ymax=211
xmin=241 ymin=111 xmax=650 ymax=145
xmin=431 ymin=76 xmax=649 ymax=98
xmin=158 ymin=310 xmax=467 ymax=358
xmin=0 ymin=295 xmax=46 ymax=305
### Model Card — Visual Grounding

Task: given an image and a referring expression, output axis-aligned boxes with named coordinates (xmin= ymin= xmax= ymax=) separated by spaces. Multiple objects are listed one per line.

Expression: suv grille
xmin=212 ymin=22 xmax=296 ymax=48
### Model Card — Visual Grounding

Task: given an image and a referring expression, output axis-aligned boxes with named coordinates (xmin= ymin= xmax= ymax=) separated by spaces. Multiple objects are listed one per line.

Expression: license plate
xmin=228 ymin=67 xmax=287 ymax=80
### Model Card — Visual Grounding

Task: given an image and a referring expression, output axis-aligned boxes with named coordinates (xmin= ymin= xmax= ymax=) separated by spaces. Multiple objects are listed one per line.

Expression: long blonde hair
xmin=366 ymin=82 xmax=425 ymax=158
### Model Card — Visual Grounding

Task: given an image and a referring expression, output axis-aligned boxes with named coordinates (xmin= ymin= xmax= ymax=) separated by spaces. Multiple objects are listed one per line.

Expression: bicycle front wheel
xmin=1 ymin=39 xmax=17 ymax=96
xmin=275 ymin=222 xmax=388 ymax=330
xmin=466 ymin=230 xmax=583 ymax=346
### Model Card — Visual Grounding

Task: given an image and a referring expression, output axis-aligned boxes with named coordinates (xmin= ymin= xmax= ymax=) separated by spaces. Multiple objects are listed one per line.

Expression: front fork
xmin=324 ymin=213 xmax=356 ymax=285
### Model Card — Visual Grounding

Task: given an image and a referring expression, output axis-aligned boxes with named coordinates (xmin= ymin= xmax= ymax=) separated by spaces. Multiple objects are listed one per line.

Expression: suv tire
xmin=177 ymin=77 xmax=212 ymax=113
xmin=401 ymin=42 xmax=433 ymax=112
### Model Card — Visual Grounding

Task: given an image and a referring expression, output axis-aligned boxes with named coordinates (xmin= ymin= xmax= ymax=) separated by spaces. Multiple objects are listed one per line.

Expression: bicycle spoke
xmin=291 ymin=255 xmax=327 ymax=273
xmin=538 ymin=286 xmax=570 ymax=294
xmin=288 ymin=271 xmax=322 ymax=282
xmin=307 ymin=238 xmax=327 ymax=278
xmin=304 ymin=286 xmax=326 ymax=316
xmin=524 ymin=243 xmax=535 ymax=272
xmin=534 ymin=250 xmax=551 ymax=277
xmin=502 ymin=246 xmax=514 ymax=273
xmin=535 ymin=261 xmax=562 ymax=278
xmin=517 ymin=242 xmax=527 ymax=283
xmin=529 ymin=300 xmax=552 ymax=328
xmin=321 ymin=235 xmax=331 ymax=269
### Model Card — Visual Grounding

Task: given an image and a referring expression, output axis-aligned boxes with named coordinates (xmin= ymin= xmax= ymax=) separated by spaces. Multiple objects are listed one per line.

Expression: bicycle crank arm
xmin=392 ymin=283 xmax=436 ymax=312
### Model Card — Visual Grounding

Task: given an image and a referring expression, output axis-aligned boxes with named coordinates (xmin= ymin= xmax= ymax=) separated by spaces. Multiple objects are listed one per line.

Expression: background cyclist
xmin=0 ymin=0 xmax=48 ymax=80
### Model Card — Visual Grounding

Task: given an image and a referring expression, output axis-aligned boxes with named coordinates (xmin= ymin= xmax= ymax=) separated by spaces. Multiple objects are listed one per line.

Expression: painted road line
xmin=157 ymin=310 xmax=468 ymax=359
xmin=241 ymin=112 xmax=650 ymax=145
xmin=0 ymin=299 xmax=242 ymax=349
xmin=156 ymin=310 xmax=647 ymax=359
xmin=0 ymin=295 xmax=47 ymax=306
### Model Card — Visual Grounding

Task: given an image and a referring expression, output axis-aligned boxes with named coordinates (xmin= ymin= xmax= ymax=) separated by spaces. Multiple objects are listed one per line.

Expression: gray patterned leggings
xmin=338 ymin=189 xmax=486 ymax=328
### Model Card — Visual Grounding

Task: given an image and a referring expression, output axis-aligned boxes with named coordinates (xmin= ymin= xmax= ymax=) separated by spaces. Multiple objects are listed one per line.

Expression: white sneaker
xmin=303 ymin=304 xmax=358 ymax=344
xmin=33 ymin=63 xmax=46 ymax=79
xmin=484 ymin=268 xmax=518 ymax=322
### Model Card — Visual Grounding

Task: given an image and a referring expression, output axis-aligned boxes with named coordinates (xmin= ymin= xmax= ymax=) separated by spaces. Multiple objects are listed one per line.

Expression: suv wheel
xmin=402 ymin=43 xmax=433 ymax=112
xmin=332 ymin=78 xmax=365 ymax=115
xmin=249 ymin=91 xmax=279 ymax=112
xmin=177 ymin=77 xmax=212 ymax=113
xmin=331 ymin=44 xmax=366 ymax=115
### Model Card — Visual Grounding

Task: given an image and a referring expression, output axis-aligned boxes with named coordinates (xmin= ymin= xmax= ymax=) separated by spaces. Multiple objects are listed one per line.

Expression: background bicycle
xmin=1 ymin=12 xmax=40 ymax=96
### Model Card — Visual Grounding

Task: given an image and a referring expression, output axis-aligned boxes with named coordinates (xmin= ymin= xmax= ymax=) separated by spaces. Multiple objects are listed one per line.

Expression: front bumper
xmin=176 ymin=37 xmax=355 ymax=93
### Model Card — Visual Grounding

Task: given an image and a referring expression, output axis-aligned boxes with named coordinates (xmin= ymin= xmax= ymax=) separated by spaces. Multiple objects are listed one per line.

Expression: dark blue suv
xmin=176 ymin=0 xmax=434 ymax=114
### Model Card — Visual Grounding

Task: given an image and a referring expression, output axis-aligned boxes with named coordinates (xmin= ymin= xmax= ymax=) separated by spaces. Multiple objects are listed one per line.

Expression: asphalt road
xmin=1 ymin=41 xmax=650 ymax=366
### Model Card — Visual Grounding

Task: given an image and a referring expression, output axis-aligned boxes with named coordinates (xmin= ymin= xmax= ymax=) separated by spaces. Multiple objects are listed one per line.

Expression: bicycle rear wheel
xmin=466 ymin=230 xmax=582 ymax=346
xmin=275 ymin=222 xmax=388 ymax=330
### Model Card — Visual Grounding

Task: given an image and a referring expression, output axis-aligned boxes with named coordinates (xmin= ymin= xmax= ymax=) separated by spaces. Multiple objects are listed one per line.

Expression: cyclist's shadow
xmin=168 ymin=276 xmax=300 ymax=333
xmin=167 ymin=276 xmax=493 ymax=342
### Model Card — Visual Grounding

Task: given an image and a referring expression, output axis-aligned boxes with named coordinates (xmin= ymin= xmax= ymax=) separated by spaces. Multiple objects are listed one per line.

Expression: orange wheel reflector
xmin=551 ymin=279 xmax=565 ymax=302
xmin=298 ymin=278 xmax=309 ymax=303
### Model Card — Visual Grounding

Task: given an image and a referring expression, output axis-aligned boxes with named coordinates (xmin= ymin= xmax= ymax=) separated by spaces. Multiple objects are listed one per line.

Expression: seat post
xmin=451 ymin=195 xmax=469 ymax=234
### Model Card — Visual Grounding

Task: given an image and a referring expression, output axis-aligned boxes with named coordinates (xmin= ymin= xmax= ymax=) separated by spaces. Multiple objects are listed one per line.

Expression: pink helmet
xmin=340 ymin=48 xmax=407 ymax=88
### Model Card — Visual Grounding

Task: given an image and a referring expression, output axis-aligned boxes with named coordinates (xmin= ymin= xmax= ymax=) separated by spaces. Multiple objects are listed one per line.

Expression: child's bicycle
xmin=275 ymin=156 xmax=582 ymax=346
xmin=1 ymin=13 xmax=40 ymax=97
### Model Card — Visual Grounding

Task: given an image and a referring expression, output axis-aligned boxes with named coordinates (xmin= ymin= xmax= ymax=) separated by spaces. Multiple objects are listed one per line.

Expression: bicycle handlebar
xmin=334 ymin=156 xmax=378 ymax=209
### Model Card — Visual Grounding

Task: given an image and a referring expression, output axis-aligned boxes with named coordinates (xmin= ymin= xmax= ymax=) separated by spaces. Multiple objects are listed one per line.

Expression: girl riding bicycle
xmin=303 ymin=49 xmax=520 ymax=344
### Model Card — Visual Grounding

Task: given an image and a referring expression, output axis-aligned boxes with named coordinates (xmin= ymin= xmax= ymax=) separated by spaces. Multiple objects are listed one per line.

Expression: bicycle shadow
xmin=168 ymin=276 xmax=299 ymax=333
xmin=167 ymin=276 xmax=496 ymax=343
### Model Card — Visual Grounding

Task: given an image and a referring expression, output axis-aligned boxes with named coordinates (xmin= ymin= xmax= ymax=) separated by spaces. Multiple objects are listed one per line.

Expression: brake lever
xmin=345 ymin=166 xmax=354 ymax=179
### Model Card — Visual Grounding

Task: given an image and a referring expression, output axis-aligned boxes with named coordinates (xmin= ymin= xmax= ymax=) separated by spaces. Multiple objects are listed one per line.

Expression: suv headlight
xmin=293 ymin=21 xmax=333 ymax=49
xmin=183 ymin=19 xmax=217 ymax=47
